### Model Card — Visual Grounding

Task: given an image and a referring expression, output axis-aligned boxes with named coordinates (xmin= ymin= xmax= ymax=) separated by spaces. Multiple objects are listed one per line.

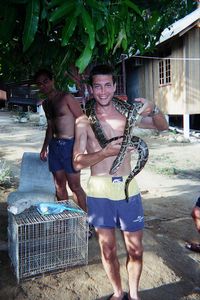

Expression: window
xmin=159 ymin=59 xmax=171 ymax=86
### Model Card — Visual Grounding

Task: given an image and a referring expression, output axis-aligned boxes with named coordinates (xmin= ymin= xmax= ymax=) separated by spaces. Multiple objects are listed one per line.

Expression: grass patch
xmin=148 ymin=165 xmax=178 ymax=176
xmin=0 ymin=160 xmax=11 ymax=185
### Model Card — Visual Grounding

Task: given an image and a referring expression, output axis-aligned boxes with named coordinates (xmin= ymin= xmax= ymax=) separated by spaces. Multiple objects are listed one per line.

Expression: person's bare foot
xmin=107 ymin=292 xmax=128 ymax=300
xmin=126 ymin=292 xmax=141 ymax=300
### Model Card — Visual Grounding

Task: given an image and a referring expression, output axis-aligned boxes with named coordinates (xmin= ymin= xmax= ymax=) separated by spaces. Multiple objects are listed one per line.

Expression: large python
xmin=85 ymin=97 xmax=149 ymax=201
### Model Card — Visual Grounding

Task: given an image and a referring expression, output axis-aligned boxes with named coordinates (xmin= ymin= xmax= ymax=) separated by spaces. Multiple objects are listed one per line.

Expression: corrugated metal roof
xmin=158 ymin=8 xmax=200 ymax=44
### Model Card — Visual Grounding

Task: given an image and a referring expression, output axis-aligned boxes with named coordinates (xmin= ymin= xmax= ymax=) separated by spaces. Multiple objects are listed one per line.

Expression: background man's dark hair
xmin=34 ymin=69 xmax=53 ymax=83
xmin=89 ymin=64 xmax=115 ymax=86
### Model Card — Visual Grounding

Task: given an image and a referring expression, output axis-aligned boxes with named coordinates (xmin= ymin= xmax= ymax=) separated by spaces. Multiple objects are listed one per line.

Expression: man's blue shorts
xmin=86 ymin=176 xmax=144 ymax=232
xmin=48 ymin=138 xmax=78 ymax=174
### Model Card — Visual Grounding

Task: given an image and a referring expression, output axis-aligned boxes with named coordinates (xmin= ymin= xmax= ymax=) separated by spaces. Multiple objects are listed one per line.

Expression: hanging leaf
xmin=123 ymin=0 xmax=141 ymax=16
xmin=106 ymin=17 xmax=115 ymax=51
xmin=40 ymin=0 xmax=48 ymax=20
xmin=95 ymin=14 xmax=105 ymax=31
xmin=61 ymin=15 xmax=78 ymax=46
xmin=75 ymin=39 xmax=93 ymax=73
xmin=125 ymin=13 xmax=131 ymax=38
xmin=112 ymin=27 xmax=126 ymax=54
xmin=85 ymin=0 xmax=106 ymax=13
xmin=49 ymin=2 xmax=76 ymax=23
xmin=122 ymin=36 xmax=128 ymax=50
xmin=22 ymin=0 xmax=40 ymax=52
xmin=61 ymin=4 xmax=81 ymax=46
xmin=81 ymin=7 xmax=95 ymax=50
xmin=47 ymin=0 xmax=65 ymax=8
xmin=96 ymin=31 xmax=107 ymax=44
xmin=56 ymin=48 xmax=73 ymax=78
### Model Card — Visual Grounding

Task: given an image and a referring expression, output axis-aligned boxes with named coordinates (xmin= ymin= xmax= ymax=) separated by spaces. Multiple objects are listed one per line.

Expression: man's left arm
xmin=66 ymin=94 xmax=84 ymax=118
xmin=135 ymin=97 xmax=169 ymax=131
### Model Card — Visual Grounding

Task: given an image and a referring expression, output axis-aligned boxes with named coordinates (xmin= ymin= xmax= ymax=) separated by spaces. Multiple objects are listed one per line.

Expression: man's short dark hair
xmin=34 ymin=69 xmax=53 ymax=83
xmin=89 ymin=64 xmax=115 ymax=86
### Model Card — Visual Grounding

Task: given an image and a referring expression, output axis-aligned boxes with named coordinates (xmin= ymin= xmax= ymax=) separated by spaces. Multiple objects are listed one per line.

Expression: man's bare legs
xmin=53 ymin=170 xmax=68 ymax=200
xmin=67 ymin=172 xmax=86 ymax=211
xmin=53 ymin=171 xmax=86 ymax=211
xmin=123 ymin=230 xmax=143 ymax=300
xmin=95 ymin=228 xmax=143 ymax=300
xmin=96 ymin=228 xmax=124 ymax=300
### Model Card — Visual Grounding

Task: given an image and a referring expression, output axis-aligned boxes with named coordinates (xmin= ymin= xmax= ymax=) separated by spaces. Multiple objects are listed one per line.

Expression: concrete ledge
xmin=7 ymin=152 xmax=56 ymax=214
xmin=18 ymin=152 xmax=55 ymax=193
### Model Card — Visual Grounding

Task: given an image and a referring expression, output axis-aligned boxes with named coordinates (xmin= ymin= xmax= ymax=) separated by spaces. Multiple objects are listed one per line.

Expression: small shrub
xmin=0 ymin=160 xmax=11 ymax=184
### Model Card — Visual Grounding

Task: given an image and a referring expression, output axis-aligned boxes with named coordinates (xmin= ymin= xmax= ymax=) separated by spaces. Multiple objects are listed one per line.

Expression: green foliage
xmin=61 ymin=14 xmax=78 ymax=47
xmin=0 ymin=0 xmax=197 ymax=87
xmin=0 ymin=160 xmax=11 ymax=185
xmin=22 ymin=0 xmax=40 ymax=51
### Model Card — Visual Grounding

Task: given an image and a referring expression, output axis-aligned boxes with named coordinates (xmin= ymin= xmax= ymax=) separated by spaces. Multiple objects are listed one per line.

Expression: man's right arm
xmin=73 ymin=116 xmax=122 ymax=171
xmin=73 ymin=116 xmax=102 ymax=170
xmin=40 ymin=102 xmax=53 ymax=161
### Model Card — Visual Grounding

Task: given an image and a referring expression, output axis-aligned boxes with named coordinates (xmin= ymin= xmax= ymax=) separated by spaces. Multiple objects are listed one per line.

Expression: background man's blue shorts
xmin=48 ymin=138 xmax=78 ymax=174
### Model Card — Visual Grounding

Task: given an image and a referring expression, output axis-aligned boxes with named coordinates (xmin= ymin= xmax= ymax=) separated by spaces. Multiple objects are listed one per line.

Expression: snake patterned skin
xmin=85 ymin=97 xmax=149 ymax=201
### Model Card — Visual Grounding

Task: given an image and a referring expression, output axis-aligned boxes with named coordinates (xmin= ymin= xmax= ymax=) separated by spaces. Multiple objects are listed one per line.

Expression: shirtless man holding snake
xmin=73 ymin=64 xmax=168 ymax=300
xmin=34 ymin=69 xmax=86 ymax=211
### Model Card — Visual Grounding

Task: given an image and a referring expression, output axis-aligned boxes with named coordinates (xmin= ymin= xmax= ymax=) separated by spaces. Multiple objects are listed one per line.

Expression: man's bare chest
xmin=97 ymin=114 xmax=125 ymax=139
xmin=87 ymin=115 xmax=125 ymax=152
xmin=48 ymin=99 xmax=70 ymax=118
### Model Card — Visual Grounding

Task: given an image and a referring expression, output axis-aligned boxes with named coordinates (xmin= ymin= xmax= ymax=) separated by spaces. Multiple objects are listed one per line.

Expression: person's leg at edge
xmin=185 ymin=205 xmax=200 ymax=252
xmin=123 ymin=230 xmax=143 ymax=300
xmin=192 ymin=206 xmax=200 ymax=233
xmin=96 ymin=227 xmax=125 ymax=300
xmin=67 ymin=172 xmax=87 ymax=212
xmin=53 ymin=170 xmax=68 ymax=200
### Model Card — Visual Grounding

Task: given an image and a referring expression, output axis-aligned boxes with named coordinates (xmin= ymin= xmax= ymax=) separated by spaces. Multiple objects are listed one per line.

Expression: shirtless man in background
xmin=34 ymin=69 xmax=86 ymax=211
xmin=73 ymin=64 xmax=168 ymax=300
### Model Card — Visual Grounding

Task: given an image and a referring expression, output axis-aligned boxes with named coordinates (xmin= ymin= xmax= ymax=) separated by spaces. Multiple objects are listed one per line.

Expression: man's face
xmin=91 ymin=74 xmax=116 ymax=107
xmin=36 ymin=74 xmax=54 ymax=95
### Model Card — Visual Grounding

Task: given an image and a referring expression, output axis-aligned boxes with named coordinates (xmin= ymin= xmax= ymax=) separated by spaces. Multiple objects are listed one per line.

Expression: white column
xmin=165 ymin=114 xmax=169 ymax=124
xmin=183 ymin=114 xmax=190 ymax=139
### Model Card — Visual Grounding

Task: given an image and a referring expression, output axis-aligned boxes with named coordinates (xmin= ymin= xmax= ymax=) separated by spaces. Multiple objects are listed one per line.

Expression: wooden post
xmin=183 ymin=114 xmax=190 ymax=139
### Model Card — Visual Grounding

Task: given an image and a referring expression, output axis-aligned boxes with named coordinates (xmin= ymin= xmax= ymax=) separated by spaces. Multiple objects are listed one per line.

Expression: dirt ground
xmin=0 ymin=109 xmax=200 ymax=300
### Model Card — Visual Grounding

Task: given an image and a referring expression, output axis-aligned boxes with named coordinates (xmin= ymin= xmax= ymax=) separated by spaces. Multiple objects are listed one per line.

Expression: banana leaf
xmin=112 ymin=27 xmax=126 ymax=54
xmin=81 ymin=7 xmax=95 ymax=50
xmin=49 ymin=2 xmax=76 ymax=23
xmin=61 ymin=4 xmax=81 ymax=46
xmin=95 ymin=14 xmax=105 ymax=31
xmin=85 ymin=0 xmax=106 ymax=13
xmin=75 ymin=39 xmax=93 ymax=73
xmin=61 ymin=15 xmax=78 ymax=46
xmin=123 ymin=0 xmax=141 ymax=15
xmin=22 ymin=0 xmax=40 ymax=52
xmin=47 ymin=0 xmax=67 ymax=9
xmin=106 ymin=17 xmax=115 ymax=51
xmin=122 ymin=35 xmax=128 ymax=50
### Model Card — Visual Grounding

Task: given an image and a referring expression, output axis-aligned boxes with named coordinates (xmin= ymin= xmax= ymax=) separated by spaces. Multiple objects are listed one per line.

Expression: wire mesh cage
xmin=8 ymin=200 xmax=88 ymax=282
